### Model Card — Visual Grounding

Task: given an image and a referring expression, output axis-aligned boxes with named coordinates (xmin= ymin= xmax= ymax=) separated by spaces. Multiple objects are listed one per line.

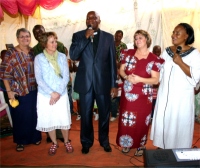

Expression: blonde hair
xmin=134 ymin=30 xmax=152 ymax=48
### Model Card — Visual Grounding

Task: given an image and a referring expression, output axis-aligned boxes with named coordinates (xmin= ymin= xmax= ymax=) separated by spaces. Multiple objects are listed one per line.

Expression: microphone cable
xmin=93 ymin=136 xmax=144 ymax=167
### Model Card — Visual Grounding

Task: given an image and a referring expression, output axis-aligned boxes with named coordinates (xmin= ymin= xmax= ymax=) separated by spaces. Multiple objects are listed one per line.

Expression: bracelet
xmin=123 ymin=75 xmax=128 ymax=80
xmin=7 ymin=90 xmax=12 ymax=92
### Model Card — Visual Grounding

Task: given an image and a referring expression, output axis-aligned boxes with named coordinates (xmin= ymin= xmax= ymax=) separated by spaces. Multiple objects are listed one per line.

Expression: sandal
xmin=48 ymin=143 xmax=59 ymax=156
xmin=134 ymin=146 xmax=146 ymax=157
xmin=122 ymin=147 xmax=130 ymax=153
xmin=65 ymin=141 xmax=74 ymax=153
xmin=35 ymin=141 xmax=41 ymax=145
xmin=16 ymin=144 xmax=24 ymax=152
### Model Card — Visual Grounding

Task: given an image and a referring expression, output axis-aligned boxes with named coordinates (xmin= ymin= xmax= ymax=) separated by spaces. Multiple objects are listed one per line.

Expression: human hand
xmin=72 ymin=61 xmax=78 ymax=72
xmin=50 ymin=92 xmax=60 ymax=105
xmin=110 ymin=88 xmax=118 ymax=98
xmin=173 ymin=53 xmax=183 ymax=65
xmin=85 ymin=28 xmax=94 ymax=39
xmin=7 ymin=91 xmax=18 ymax=100
xmin=129 ymin=74 xmax=140 ymax=84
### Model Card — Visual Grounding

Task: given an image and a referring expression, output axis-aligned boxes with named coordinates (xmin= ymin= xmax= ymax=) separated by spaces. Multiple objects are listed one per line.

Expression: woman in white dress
xmin=150 ymin=23 xmax=200 ymax=149
xmin=34 ymin=32 xmax=73 ymax=155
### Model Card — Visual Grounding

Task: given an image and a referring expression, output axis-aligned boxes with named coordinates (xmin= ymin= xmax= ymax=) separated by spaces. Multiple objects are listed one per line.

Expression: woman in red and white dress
xmin=116 ymin=30 xmax=164 ymax=156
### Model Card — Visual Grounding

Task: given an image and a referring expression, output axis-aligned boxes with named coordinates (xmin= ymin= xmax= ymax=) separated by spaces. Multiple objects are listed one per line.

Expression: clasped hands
xmin=50 ymin=92 xmax=60 ymax=105
xmin=126 ymin=74 xmax=141 ymax=84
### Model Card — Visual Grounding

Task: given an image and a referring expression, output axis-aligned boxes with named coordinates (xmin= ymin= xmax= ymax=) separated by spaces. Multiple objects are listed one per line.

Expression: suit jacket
xmin=69 ymin=29 xmax=117 ymax=94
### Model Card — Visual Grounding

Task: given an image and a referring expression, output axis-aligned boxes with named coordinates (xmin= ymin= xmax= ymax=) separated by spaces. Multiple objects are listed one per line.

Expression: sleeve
xmin=0 ymin=50 xmax=14 ymax=81
xmin=34 ymin=55 xmax=54 ymax=95
xmin=69 ymin=32 xmax=90 ymax=61
xmin=123 ymin=43 xmax=128 ymax=49
xmin=152 ymin=55 xmax=165 ymax=72
xmin=186 ymin=49 xmax=200 ymax=86
xmin=109 ymin=36 xmax=118 ymax=88
xmin=120 ymin=49 xmax=127 ymax=64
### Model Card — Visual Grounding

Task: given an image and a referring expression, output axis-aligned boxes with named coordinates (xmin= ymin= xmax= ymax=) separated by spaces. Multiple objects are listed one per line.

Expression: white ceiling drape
xmin=35 ymin=0 xmax=163 ymax=51
xmin=0 ymin=0 xmax=200 ymax=54
xmin=161 ymin=0 xmax=200 ymax=49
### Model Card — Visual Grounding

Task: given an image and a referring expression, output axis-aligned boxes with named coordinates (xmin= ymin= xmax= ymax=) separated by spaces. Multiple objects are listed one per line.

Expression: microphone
xmin=88 ymin=25 xmax=93 ymax=43
xmin=176 ymin=46 xmax=182 ymax=54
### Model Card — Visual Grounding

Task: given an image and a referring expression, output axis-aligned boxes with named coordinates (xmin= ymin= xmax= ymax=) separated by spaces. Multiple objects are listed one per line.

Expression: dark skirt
xmin=10 ymin=90 xmax=41 ymax=145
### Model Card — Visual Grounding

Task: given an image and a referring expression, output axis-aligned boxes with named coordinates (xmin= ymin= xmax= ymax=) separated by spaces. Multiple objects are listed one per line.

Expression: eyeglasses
xmin=18 ymin=35 xmax=30 ymax=39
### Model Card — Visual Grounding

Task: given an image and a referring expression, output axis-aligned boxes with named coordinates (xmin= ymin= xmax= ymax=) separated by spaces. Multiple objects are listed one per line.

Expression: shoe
xmin=76 ymin=115 xmax=81 ymax=120
xmin=122 ymin=147 xmax=130 ymax=153
xmin=48 ymin=143 xmax=59 ymax=156
xmin=110 ymin=117 xmax=116 ymax=122
xmin=134 ymin=146 xmax=145 ymax=157
xmin=94 ymin=114 xmax=99 ymax=121
xmin=81 ymin=147 xmax=90 ymax=154
xmin=46 ymin=137 xmax=52 ymax=143
xmin=102 ymin=145 xmax=112 ymax=152
xmin=65 ymin=141 xmax=74 ymax=153
xmin=16 ymin=144 xmax=24 ymax=152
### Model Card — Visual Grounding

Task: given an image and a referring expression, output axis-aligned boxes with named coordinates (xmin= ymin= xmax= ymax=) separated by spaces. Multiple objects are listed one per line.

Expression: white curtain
xmin=33 ymin=0 xmax=162 ymax=53
xmin=161 ymin=0 xmax=200 ymax=50
xmin=36 ymin=0 xmax=136 ymax=56
xmin=1 ymin=0 xmax=200 ymax=54
xmin=0 ymin=12 xmax=25 ymax=52
xmin=133 ymin=0 xmax=162 ymax=51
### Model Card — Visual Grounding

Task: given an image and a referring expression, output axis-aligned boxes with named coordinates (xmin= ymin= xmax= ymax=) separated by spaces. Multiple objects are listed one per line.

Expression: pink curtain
xmin=17 ymin=0 xmax=37 ymax=15
xmin=1 ymin=0 xmax=19 ymax=16
xmin=0 ymin=0 xmax=79 ymax=19
xmin=39 ymin=0 xmax=63 ymax=10
xmin=70 ymin=0 xmax=82 ymax=2
xmin=0 ymin=6 xmax=3 ymax=21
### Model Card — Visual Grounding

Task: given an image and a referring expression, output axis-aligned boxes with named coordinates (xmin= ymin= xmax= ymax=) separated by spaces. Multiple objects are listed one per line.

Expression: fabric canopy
xmin=0 ymin=0 xmax=82 ymax=19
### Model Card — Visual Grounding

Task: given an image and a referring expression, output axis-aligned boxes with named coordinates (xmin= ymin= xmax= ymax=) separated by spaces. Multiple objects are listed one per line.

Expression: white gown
xmin=150 ymin=47 xmax=200 ymax=149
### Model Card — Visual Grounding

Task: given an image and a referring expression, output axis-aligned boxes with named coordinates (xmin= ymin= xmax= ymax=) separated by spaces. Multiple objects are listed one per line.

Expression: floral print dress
xmin=116 ymin=49 xmax=164 ymax=148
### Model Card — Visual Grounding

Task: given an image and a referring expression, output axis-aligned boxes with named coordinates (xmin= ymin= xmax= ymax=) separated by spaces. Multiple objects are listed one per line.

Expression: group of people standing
xmin=0 ymin=27 xmax=73 ymax=155
xmin=0 ymin=10 xmax=200 ymax=158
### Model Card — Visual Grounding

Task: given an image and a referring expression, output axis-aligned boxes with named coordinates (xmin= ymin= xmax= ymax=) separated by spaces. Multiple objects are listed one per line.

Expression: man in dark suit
xmin=69 ymin=11 xmax=118 ymax=154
